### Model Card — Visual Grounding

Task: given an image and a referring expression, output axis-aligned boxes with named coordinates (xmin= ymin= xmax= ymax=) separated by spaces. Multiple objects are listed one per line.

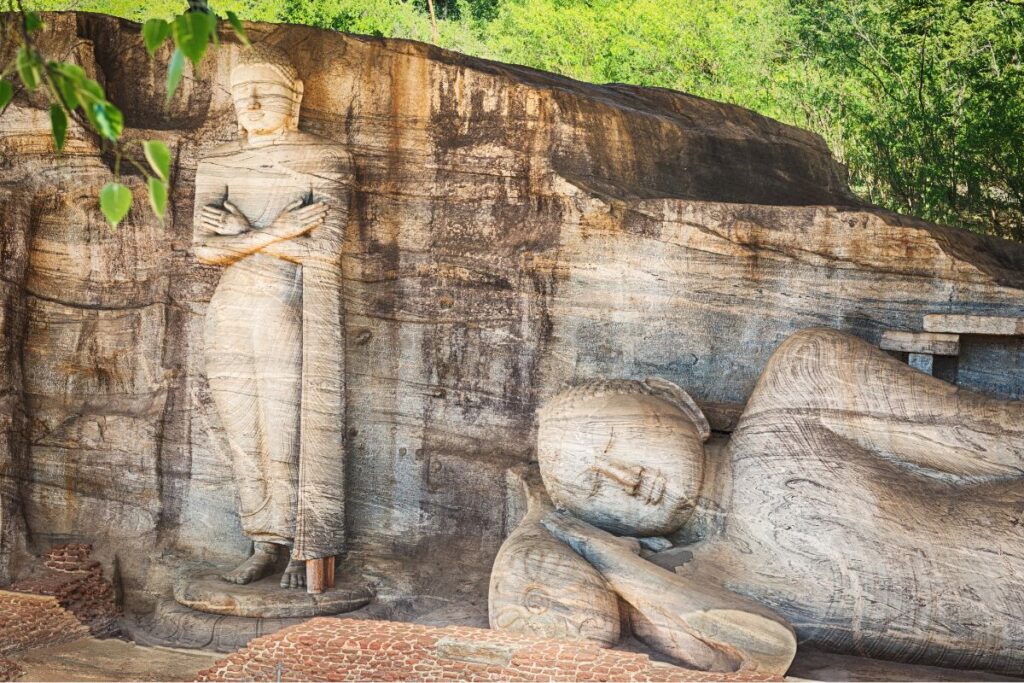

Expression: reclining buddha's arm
xmin=542 ymin=510 xmax=797 ymax=676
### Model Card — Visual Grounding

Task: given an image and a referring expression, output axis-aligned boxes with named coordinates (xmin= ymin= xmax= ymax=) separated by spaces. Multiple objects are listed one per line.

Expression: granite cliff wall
xmin=1 ymin=13 xmax=1023 ymax=609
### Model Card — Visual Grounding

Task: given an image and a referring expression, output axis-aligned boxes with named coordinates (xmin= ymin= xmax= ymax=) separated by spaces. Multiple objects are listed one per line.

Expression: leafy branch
xmin=0 ymin=1 xmax=248 ymax=227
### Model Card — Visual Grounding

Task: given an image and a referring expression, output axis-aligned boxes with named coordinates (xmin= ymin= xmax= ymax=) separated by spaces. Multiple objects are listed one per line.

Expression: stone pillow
xmin=488 ymin=480 xmax=621 ymax=647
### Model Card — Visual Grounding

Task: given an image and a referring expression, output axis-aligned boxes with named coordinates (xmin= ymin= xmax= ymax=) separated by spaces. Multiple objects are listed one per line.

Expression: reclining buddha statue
xmin=493 ymin=327 xmax=1024 ymax=676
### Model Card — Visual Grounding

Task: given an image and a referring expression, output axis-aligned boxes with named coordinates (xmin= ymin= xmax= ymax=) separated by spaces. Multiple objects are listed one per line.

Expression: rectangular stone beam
xmin=924 ymin=315 xmax=1024 ymax=336
xmin=880 ymin=331 xmax=960 ymax=356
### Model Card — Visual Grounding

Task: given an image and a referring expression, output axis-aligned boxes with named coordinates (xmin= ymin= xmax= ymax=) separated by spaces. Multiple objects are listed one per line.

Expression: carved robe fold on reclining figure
xmin=713 ymin=328 xmax=1024 ymax=671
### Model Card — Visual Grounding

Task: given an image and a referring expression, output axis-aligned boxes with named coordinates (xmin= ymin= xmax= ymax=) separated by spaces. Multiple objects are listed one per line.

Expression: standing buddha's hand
xmin=272 ymin=199 xmax=329 ymax=239
xmin=201 ymin=200 xmax=252 ymax=236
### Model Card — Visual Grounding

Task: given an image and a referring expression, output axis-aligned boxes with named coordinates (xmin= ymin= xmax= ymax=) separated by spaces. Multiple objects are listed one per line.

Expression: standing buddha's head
xmin=230 ymin=43 xmax=303 ymax=138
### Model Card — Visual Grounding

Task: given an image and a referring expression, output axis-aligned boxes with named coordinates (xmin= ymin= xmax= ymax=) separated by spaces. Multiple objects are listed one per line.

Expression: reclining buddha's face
xmin=537 ymin=379 xmax=709 ymax=537
xmin=230 ymin=63 xmax=303 ymax=138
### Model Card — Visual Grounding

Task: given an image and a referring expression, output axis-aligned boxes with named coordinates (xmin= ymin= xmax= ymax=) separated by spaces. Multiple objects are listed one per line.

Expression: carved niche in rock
xmin=488 ymin=469 xmax=621 ymax=647
xmin=537 ymin=378 xmax=710 ymax=537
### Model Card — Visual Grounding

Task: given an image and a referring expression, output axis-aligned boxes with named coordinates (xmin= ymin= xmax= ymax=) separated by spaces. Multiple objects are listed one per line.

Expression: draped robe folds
xmin=713 ymin=328 xmax=1024 ymax=672
xmin=194 ymin=134 xmax=349 ymax=559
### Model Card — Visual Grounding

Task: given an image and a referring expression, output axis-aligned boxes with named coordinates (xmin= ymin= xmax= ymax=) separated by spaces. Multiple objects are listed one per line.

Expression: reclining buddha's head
xmin=537 ymin=377 xmax=710 ymax=537
xmin=230 ymin=43 xmax=304 ymax=139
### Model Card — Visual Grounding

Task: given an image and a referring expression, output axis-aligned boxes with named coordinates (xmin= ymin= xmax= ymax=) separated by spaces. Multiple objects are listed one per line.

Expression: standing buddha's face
xmin=230 ymin=63 xmax=303 ymax=137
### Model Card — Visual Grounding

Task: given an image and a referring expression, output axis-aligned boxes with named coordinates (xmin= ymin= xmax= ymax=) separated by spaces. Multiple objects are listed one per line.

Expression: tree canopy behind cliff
xmin=30 ymin=0 xmax=1024 ymax=241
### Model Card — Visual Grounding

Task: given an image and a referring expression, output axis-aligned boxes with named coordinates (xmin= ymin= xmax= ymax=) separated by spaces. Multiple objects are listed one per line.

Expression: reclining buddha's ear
xmin=290 ymin=79 xmax=305 ymax=129
xmin=643 ymin=377 xmax=711 ymax=443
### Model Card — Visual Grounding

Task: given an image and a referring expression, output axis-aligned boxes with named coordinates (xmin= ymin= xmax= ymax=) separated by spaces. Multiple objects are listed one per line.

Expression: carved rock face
xmin=537 ymin=380 xmax=708 ymax=536
xmin=230 ymin=64 xmax=301 ymax=137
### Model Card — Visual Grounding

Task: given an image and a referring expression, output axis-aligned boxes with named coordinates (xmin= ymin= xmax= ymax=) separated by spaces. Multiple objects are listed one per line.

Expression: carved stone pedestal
xmin=130 ymin=598 xmax=305 ymax=652
xmin=173 ymin=572 xmax=373 ymax=619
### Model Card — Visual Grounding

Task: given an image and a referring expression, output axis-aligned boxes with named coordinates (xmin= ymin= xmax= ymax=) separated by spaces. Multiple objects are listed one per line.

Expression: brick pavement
xmin=196 ymin=617 xmax=781 ymax=682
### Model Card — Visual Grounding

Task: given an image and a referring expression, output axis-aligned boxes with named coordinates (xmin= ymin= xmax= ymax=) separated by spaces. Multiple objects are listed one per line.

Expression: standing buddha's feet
xmin=221 ymin=542 xmax=280 ymax=585
xmin=280 ymin=558 xmax=307 ymax=589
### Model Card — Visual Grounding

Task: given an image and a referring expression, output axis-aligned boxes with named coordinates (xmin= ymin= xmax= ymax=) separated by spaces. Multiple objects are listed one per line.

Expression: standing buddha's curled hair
xmin=230 ymin=42 xmax=304 ymax=136
xmin=231 ymin=42 xmax=300 ymax=87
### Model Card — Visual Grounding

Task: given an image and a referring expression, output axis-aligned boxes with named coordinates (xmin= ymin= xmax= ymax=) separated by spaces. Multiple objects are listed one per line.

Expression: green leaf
xmin=53 ymin=76 xmax=78 ymax=110
xmin=0 ymin=80 xmax=12 ymax=110
xmin=172 ymin=12 xmax=213 ymax=65
xmin=142 ymin=18 xmax=171 ymax=57
xmin=147 ymin=177 xmax=168 ymax=220
xmin=225 ymin=11 xmax=250 ymax=46
xmin=204 ymin=11 xmax=220 ymax=44
xmin=76 ymin=75 xmax=105 ymax=102
xmin=49 ymin=62 xmax=82 ymax=110
xmin=51 ymin=62 xmax=86 ymax=80
xmin=16 ymin=46 xmax=41 ymax=91
xmin=166 ymin=48 xmax=186 ymax=103
xmin=143 ymin=140 xmax=171 ymax=181
xmin=78 ymin=81 xmax=111 ymax=139
xmin=204 ymin=11 xmax=222 ymax=48
xmin=90 ymin=101 xmax=123 ymax=141
xmin=99 ymin=182 xmax=133 ymax=228
xmin=49 ymin=103 xmax=67 ymax=152
xmin=75 ymin=76 xmax=109 ymax=120
xmin=24 ymin=12 xmax=43 ymax=33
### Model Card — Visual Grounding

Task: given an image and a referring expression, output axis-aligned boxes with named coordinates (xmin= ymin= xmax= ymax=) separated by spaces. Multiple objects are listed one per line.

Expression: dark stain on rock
xmin=79 ymin=14 xmax=214 ymax=130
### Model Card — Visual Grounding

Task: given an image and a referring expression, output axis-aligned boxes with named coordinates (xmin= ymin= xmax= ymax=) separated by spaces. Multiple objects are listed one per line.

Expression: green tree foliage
xmin=27 ymin=0 xmax=277 ymax=22
xmin=791 ymin=0 xmax=1024 ymax=240
xmin=18 ymin=0 xmax=1024 ymax=240
xmin=272 ymin=0 xmax=488 ymax=52
xmin=482 ymin=0 xmax=801 ymax=116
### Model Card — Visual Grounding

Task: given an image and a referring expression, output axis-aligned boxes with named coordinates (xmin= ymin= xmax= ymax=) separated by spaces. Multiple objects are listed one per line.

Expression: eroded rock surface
xmin=1 ymin=12 xmax=1023 ymax=633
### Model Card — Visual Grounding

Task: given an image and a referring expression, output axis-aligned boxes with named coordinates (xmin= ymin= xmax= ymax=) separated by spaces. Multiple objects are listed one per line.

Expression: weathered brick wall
xmin=9 ymin=544 xmax=120 ymax=637
xmin=0 ymin=656 xmax=22 ymax=683
xmin=196 ymin=617 xmax=779 ymax=682
xmin=0 ymin=546 xmax=121 ymax=680
xmin=0 ymin=591 xmax=88 ymax=657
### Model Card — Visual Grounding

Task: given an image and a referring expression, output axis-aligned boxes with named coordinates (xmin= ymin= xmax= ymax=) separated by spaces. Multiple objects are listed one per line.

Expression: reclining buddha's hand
xmin=201 ymin=200 xmax=251 ymax=236
xmin=271 ymin=199 xmax=329 ymax=240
